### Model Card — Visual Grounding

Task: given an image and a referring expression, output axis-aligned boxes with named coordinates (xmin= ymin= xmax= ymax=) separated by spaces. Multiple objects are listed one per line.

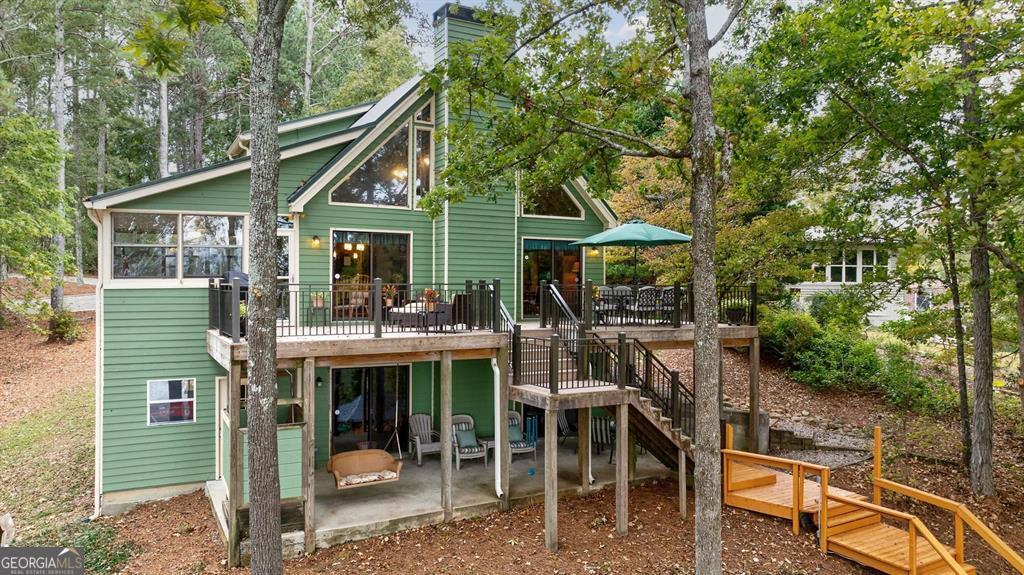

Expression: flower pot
xmin=311 ymin=295 xmax=326 ymax=309
xmin=425 ymin=301 xmax=437 ymax=312
xmin=725 ymin=308 xmax=746 ymax=325
xmin=385 ymin=298 xmax=394 ymax=307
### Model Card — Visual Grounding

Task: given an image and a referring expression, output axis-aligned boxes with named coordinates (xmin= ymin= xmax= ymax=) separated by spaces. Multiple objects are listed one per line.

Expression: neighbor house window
xmin=522 ymin=185 xmax=583 ymax=218
xmin=331 ymin=126 xmax=410 ymax=207
xmin=823 ymin=249 xmax=888 ymax=283
xmin=112 ymin=212 xmax=179 ymax=278
xmin=182 ymin=215 xmax=244 ymax=277
xmin=147 ymin=378 xmax=196 ymax=425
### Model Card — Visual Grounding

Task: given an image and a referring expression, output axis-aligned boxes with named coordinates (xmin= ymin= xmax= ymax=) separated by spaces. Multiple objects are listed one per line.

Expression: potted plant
xmin=310 ymin=291 xmax=327 ymax=309
xmin=382 ymin=284 xmax=399 ymax=307
xmin=724 ymin=303 xmax=747 ymax=325
xmin=238 ymin=301 xmax=248 ymax=336
xmin=422 ymin=288 xmax=439 ymax=312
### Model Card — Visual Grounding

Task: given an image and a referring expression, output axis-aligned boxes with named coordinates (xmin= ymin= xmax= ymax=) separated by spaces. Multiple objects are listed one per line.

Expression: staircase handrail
xmin=632 ymin=340 xmax=695 ymax=438
xmin=824 ymin=494 xmax=967 ymax=575
xmin=872 ymin=427 xmax=1024 ymax=572
xmin=546 ymin=283 xmax=581 ymax=342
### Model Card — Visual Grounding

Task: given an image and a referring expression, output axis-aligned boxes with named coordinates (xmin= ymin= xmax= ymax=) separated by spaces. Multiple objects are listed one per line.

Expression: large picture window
xmin=182 ymin=215 xmax=244 ymax=277
xmin=522 ymin=185 xmax=583 ymax=219
xmin=112 ymin=212 xmax=179 ymax=278
xmin=820 ymin=249 xmax=889 ymax=284
xmin=147 ymin=378 xmax=196 ymax=425
xmin=331 ymin=127 xmax=410 ymax=207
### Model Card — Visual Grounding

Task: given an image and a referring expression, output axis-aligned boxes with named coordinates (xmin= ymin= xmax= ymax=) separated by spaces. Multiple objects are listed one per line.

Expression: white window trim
xmin=518 ymin=184 xmax=586 ymax=221
xmin=817 ymin=248 xmax=890 ymax=285
xmin=146 ymin=377 xmax=198 ymax=427
xmin=181 ymin=214 xmax=245 ymax=279
xmin=412 ymin=119 xmax=434 ymax=212
xmin=104 ymin=208 xmax=249 ymax=288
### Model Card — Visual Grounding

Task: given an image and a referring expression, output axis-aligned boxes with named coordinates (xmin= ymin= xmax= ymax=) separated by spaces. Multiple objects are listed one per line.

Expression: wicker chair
xmin=508 ymin=410 xmax=537 ymax=461
xmin=409 ymin=413 xmax=441 ymax=467
xmin=452 ymin=414 xmax=487 ymax=470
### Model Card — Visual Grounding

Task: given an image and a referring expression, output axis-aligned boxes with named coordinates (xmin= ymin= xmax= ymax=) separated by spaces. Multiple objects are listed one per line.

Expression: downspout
xmin=491 ymin=358 xmax=504 ymax=500
xmin=87 ymin=206 xmax=104 ymax=519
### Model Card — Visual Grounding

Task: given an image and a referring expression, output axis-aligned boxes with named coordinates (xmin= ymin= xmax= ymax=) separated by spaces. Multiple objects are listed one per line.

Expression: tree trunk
xmin=960 ymin=0 xmax=995 ymax=497
xmin=1016 ymin=279 xmax=1024 ymax=419
xmin=944 ymin=226 xmax=970 ymax=465
xmin=246 ymin=1 xmax=290 ymax=573
xmin=683 ymin=0 xmax=722 ymax=572
xmin=303 ymin=0 xmax=314 ymax=111
xmin=159 ymin=77 xmax=169 ymax=177
xmin=50 ymin=0 xmax=66 ymax=313
xmin=97 ymin=98 xmax=107 ymax=196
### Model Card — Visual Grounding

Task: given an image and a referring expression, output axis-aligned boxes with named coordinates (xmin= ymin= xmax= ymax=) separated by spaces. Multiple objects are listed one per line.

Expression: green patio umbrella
xmin=571 ymin=219 xmax=692 ymax=283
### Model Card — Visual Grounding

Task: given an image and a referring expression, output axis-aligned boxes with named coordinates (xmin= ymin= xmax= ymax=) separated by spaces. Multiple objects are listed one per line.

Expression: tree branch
xmin=666 ymin=8 xmax=691 ymax=96
xmin=226 ymin=17 xmax=252 ymax=53
xmin=709 ymin=0 xmax=746 ymax=48
xmin=505 ymin=0 xmax=606 ymax=64
xmin=558 ymin=116 xmax=688 ymax=158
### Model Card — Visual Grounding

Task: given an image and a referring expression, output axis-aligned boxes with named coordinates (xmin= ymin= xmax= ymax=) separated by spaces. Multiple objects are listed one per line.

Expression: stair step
xmin=828 ymin=523 xmax=967 ymax=573
xmin=728 ymin=462 xmax=777 ymax=490
xmin=824 ymin=510 xmax=881 ymax=536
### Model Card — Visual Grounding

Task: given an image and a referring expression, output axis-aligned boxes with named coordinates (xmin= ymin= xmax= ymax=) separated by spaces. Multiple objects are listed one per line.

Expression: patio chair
xmin=507 ymin=410 xmax=537 ymax=462
xmin=612 ymin=285 xmax=634 ymax=322
xmin=594 ymin=285 xmax=617 ymax=325
xmin=409 ymin=413 xmax=441 ymax=467
xmin=630 ymin=286 xmax=659 ymax=323
xmin=658 ymin=286 xmax=676 ymax=323
xmin=556 ymin=410 xmax=576 ymax=445
xmin=452 ymin=414 xmax=487 ymax=470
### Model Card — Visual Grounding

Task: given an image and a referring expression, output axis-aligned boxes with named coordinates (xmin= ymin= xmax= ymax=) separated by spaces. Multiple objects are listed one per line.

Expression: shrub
xmin=809 ymin=288 xmax=879 ymax=329
xmin=791 ymin=327 xmax=880 ymax=391
xmin=758 ymin=305 xmax=821 ymax=365
xmin=47 ymin=308 xmax=82 ymax=342
xmin=25 ymin=522 xmax=139 ymax=575
xmin=876 ymin=341 xmax=957 ymax=414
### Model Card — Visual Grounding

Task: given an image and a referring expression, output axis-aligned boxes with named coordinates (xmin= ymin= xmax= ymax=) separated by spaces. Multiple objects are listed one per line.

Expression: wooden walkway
xmin=718 ymin=426 xmax=1024 ymax=575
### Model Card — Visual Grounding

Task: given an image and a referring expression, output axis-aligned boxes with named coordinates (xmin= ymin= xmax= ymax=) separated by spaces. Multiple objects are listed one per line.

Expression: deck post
xmin=748 ymin=337 xmax=761 ymax=453
xmin=302 ymin=357 xmax=316 ymax=554
xmin=678 ymin=448 xmax=687 ymax=518
xmin=718 ymin=340 xmax=725 ymax=419
xmin=686 ymin=282 xmax=695 ymax=323
xmin=583 ymin=280 xmax=594 ymax=331
xmin=544 ymin=407 xmax=559 ymax=551
xmin=441 ymin=351 xmax=453 ymax=521
xmin=577 ymin=407 xmax=591 ymax=493
xmin=512 ymin=324 xmax=521 ymax=386
xmin=670 ymin=370 xmax=681 ymax=429
xmin=549 ymin=333 xmax=560 ymax=394
xmin=539 ymin=280 xmax=548 ymax=328
xmin=227 ymin=361 xmax=242 ymax=567
xmin=616 ymin=332 xmax=628 ymax=389
xmin=748 ymin=282 xmax=758 ymax=325
xmin=497 ymin=345 xmax=511 ymax=510
xmin=230 ymin=277 xmax=241 ymax=343
xmin=672 ymin=281 xmax=681 ymax=328
xmin=373 ymin=278 xmax=382 ymax=338
xmin=478 ymin=279 xmax=487 ymax=329
xmin=492 ymin=278 xmax=501 ymax=333
xmin=615 ymin=402 xmax=629 ymax=535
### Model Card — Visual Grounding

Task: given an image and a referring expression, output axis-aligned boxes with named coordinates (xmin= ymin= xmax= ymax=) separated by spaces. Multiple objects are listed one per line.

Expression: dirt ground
xmin=1 ymin=276 xmax=96 ymax=300
xmin=0 ymin=312 xmax=95 ymax=427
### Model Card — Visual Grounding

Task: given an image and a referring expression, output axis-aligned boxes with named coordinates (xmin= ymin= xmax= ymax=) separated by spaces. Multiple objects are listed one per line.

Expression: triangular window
xmin=522 ymin=185 xmax=583 ymax=219
xmin=331 ymin=125 xmax=409 ymax=207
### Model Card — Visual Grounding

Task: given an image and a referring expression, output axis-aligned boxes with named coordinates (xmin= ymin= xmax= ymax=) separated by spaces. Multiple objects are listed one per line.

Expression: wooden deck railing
xmin=872 ymin=426 xmax=1024 ymax=573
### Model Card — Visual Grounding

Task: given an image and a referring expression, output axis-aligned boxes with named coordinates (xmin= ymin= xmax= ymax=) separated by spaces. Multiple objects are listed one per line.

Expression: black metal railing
xmin=630 ymin=340 xmax=695 ymax=439
xmin=539 ymin=280 xmax=757 ymax=328
xmin=209 ymin=278 xmax=503 ymax=342
xmin=517 ymin=334 xmax=625 ymax=393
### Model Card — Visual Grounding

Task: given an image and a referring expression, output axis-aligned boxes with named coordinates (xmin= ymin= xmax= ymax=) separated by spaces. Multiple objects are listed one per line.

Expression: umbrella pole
xmin=633 ymin=246 xmax=638 ymax=285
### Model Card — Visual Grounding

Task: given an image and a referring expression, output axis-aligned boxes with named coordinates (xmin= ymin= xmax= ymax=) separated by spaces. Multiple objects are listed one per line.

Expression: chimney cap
xmin=433 ymin=2 xmax=486 ymax=26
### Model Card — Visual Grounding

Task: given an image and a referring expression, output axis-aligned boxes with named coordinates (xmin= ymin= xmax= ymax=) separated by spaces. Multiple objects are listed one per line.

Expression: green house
xmin=83 ymin=3 xmax=761 ymax=563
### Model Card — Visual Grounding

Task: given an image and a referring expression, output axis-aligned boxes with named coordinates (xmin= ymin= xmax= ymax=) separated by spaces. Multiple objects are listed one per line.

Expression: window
xmin=147 ymin=378 xmax=196 ymax=425
xmin=414 ymin=128 xmax=432 ymax=206
xmin=182 ymin=215 xmax=244 ymax=278
xmin=522 ymin=185 xmax=583 ymax=219
xmin=331 ymin=126 xmax=410 ymax=207
xmin=415 ymin=102 xmax=432 ymax=123
xmin=823 ymin=249 xmax=888 ymax=284
xmin=112 ymin=213 xmax=179 ymax=278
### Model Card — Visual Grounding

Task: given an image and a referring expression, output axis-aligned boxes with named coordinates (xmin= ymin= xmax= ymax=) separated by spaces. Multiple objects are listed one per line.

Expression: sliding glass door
xmin=522 ymin=239 xmax=582 ymax=317
xmin=331 ymin=230 xmax=410 ymax=319
xmin=331 ymin=366 xmax=409 ymax=454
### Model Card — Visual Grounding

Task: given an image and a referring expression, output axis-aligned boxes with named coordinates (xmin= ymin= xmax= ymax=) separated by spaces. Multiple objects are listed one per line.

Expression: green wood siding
xmin=229 ymin=425 xmax=303 ymax=504
xmin=278 ymin=115 xmax=359 ymax=148
xmin=118 ymin=144 xmax=345 ymax=214
xmin=102 ymin=288 xmax=222 ymax=492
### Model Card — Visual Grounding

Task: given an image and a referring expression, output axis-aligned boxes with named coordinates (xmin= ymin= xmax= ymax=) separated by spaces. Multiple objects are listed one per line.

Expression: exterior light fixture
xmin=311 ymin=235 xmax=321 ymax=249
xmin=315 ymin=376 xmax=323 ymax=388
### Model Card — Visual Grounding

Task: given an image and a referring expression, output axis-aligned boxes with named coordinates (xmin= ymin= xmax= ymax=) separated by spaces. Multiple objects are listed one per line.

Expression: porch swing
xmin=325 ymin=362 xmax=405 ymax=490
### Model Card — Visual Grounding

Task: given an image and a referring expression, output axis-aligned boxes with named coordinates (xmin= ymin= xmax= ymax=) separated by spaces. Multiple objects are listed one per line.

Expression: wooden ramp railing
xmin=720 ymin=425 xmax=1024 ymax=575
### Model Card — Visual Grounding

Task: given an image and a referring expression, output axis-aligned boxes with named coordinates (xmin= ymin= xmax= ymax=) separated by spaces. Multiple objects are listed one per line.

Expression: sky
xmin=403 ymin=1 xmax=735 ymax=66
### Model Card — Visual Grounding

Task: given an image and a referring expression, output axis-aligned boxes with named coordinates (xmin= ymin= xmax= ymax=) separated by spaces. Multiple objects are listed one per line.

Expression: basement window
xmin=147 ymin=378 xmax=197 ymax=426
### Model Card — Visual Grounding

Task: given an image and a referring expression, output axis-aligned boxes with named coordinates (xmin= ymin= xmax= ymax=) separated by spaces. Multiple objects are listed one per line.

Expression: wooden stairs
xmin=722 ymin=426 xmax=1024 ymax=575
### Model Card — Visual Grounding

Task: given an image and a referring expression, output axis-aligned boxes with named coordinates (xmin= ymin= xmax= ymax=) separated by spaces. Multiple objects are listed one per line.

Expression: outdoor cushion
xmin=509 ymin=440 xmax=533 ymax=450
xmin=508 ymin=424 xmax=523 ymax=442
xmin=337 ymin=470 xmax=398 ymax=487
xmin=456 ymin=427 xmax=478 ymax=448
xmin=458 ymin=445 xmax=485 ymax=454
xmin=453 ymin=421 xmax=473 ymax=432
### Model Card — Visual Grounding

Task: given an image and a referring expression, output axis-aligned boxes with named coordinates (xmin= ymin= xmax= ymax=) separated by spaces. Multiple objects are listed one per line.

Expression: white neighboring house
xmin=789 ymin=245 xmax=934 ymax=325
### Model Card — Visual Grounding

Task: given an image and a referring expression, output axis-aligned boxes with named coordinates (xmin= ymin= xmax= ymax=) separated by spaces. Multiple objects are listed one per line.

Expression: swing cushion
xmin=327 ymin=449 xmax=403 ymax=490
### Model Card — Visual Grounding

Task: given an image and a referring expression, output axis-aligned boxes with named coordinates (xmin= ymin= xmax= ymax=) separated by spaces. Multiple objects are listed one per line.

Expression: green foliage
xmin=883 ymin=307 xmax=955 ymax=346
xmin=27 ymin=522 xmax=139 ymax=575
xmin=47 ymin=308 xmax=83 ymax=342
xmin=320 ymin=28 xmax=422 ymax=110
xmin=758 ymin=305 xmax=821 ymax=365
xmin=808 ymin=289 xmax=878 ymax=330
